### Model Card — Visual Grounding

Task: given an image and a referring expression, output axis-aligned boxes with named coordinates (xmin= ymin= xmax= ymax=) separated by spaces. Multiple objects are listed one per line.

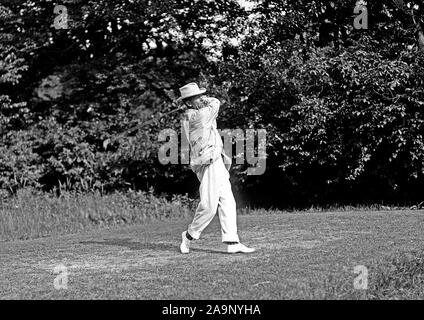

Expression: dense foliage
xmin=1 ymin=0 xmax=423 ymax=207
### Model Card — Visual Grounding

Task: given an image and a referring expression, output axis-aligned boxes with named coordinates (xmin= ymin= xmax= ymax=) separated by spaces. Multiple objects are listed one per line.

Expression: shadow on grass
xmin=190 ymin=247 xmax=229 ymax=255
xmin=79 ymin=238 xmax=228 ymax=255
xmin=79 ymin=238 xmax=176 ymax=252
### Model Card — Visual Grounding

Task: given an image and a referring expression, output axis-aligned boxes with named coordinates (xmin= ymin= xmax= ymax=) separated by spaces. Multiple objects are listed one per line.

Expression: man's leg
xmin=186 ymin=161 xmax=221 ymax=240
xmin=216 ymin=158 xmax=255 ymax=253
xmin=217 ymin=178 xmax=240 ymax=243
xmin=181 ymin=163 xmax=220 ymax=253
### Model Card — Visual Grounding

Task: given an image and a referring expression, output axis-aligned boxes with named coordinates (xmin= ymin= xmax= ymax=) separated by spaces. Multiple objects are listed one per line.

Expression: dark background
xmin=1 ymin=0 xmax=424 ymax=208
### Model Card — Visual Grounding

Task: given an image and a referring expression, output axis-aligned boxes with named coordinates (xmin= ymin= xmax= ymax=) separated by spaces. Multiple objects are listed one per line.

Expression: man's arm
xmin=186 ymin=97 xmax=221 ymax=157
xmin=197 ymin=97 xmax=220 ymax=129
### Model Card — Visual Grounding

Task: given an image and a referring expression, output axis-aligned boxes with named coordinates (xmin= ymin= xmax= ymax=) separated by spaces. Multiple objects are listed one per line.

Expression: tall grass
xmin=1 ymin=188 xmax=419 ymax=242
xmin=0 ymin=188 xmax=196 ymax=242
xmin=237 ymin=203 xmax=418 ymax=216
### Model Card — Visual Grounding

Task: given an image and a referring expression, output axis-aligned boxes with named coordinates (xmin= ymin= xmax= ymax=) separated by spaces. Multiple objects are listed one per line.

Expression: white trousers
xmin=187 ymin=156 xmax=240 ymax=243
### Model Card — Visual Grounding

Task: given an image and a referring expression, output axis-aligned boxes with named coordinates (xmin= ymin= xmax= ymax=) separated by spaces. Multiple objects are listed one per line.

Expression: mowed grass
xmin=1 ymin=208 xmax=424 ymax=299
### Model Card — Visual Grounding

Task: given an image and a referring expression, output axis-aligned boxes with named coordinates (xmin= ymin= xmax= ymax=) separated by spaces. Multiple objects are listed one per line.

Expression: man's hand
xmin=177 ymin=103 xmax=187 ymax=112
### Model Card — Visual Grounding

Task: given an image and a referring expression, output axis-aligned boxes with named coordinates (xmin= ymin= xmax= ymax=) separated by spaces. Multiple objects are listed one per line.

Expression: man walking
xmin=178 ymin=82 xmax=255 ymax=254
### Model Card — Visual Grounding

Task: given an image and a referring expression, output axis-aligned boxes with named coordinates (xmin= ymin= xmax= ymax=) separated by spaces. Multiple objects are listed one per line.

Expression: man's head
xmin=182 ymin=94 xmax=204 ymax=109
xmin=177 ymin=82 xmax=206 ymax=109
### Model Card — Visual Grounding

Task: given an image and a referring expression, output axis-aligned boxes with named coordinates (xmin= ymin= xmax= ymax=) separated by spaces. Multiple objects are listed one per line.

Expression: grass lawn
xmin=1 ymin=209 xmax=424 ymax=299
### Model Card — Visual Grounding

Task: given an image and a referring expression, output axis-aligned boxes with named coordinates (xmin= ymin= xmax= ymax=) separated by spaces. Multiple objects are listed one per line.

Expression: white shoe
xmin=227 ymin=243 xmax=255 ymax=254
xmin=180 ymin=231 xmax=191 ymax=254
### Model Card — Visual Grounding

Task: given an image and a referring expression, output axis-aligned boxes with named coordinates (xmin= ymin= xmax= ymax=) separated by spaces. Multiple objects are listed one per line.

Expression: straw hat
xmin=176 ymin=82 xmax=206 ymax=102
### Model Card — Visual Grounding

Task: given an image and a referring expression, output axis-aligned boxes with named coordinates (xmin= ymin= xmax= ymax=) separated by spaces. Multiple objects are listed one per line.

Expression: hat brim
xmin=176 ymin=88 xmax=207 ymax=102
